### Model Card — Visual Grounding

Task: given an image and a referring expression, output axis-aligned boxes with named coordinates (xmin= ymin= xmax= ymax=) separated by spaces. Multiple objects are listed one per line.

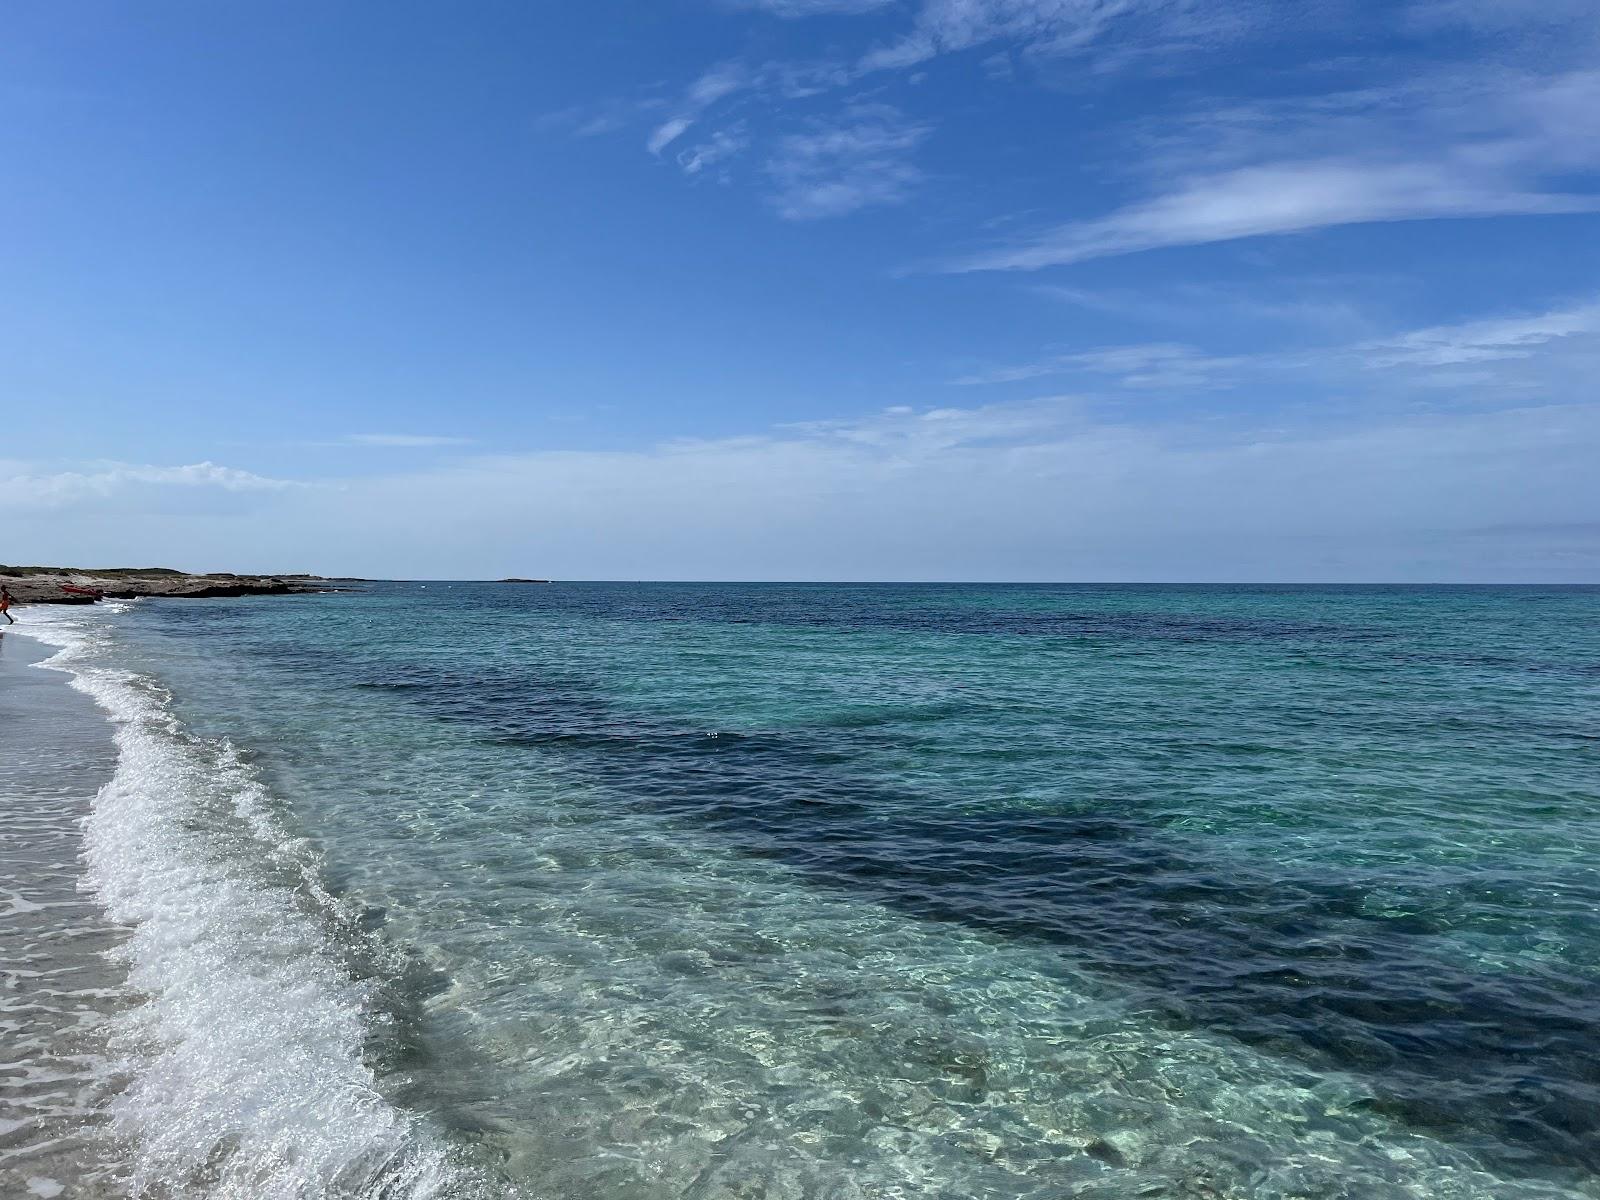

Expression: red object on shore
xmin=60 ymin=584 xmax=104 ymax=598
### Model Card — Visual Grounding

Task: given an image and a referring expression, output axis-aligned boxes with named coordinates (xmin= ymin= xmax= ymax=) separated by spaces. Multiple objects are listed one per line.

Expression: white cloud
xmin=731 ymin=0 xmax=895 ymax=14
xmin=647 ymin=0 xmax=1600 ymax=241
xmin=13 ymin=382 xmax=1600 ymax=581
xmin=766 ymin=104 xmax=932 ymax=218
xmin=1063 ymin=343 xmax=1248 ymax=388
xmin=678 ymin=125 xmax=751 ymax=178
xmin=1032 ymin=281 xmax=1367 ymax=332
xmin=117 ymin=397 xmax=1596 ymax=582
xmin=726 ymin=0 xmax=1246 ymax=75
xmin=954 ymin=295 xmax=1600 ymax=399
xmin=5 ymin=461 xmax=298 ymax=512
xmin=955 ymin=341 xmax=1254 ymax=387
xmin=1406 ymin=0 xmax=1600 ymax=35
xmin=1362 ymin=301 xmax=1600 ymax=368
xmin=781 ymin=394 xmax=1093 ymax=451
xmin=856 ymin=0 xmax=1161 ymax=72
xmin=647 ymin=117 xmax=696 ymax=156
xmin=346 ymin=433 xmax=474 ymax=448
xmin=647 ymin=62 xmax=750 ymax=155
xmin=13 ymin=293 xmax=1600 ymax=581
xmin=948 ymin=65 xmax=1600 ymax=270
xmin=536 ymin=96 xmax=669 ymax=141
xmin=650 ymin=0 xmax=1216 ymax=202
xmin=951 ymin=157 xmax=1598 ymax=271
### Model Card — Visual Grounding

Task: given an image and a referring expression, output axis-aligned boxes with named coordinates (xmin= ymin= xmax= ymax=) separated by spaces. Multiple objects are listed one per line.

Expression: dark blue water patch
xmin=536 ymin=733 xmax=1600 ymax=1180
xmin=451 ymin=581 xmax=1397 ymax=645
xmin=317 ymin=656 xmax=1600 ymax=1185
xmin=135 ymin=584 xmax=1600 ymax=682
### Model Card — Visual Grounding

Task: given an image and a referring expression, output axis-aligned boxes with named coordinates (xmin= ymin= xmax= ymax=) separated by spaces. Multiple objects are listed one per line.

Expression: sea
xmin=2 ymin=582 xmax=1597 ymax=1200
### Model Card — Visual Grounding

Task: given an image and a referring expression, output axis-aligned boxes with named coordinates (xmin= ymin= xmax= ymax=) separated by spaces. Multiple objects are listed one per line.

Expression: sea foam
xmin=23 ymin=608 xmax=486 ymax=1200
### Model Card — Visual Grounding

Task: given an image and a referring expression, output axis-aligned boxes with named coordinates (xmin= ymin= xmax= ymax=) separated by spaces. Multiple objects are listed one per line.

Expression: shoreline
xmin=0 ymin=626 xmax=130 ymax=1199
xmin=3 ymin=605 xmax=476 ymax=1199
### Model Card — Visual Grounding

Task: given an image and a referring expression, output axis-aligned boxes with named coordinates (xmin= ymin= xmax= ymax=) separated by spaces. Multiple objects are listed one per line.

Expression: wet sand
xmin=0 ymin=631 xmax=129 ymax=1199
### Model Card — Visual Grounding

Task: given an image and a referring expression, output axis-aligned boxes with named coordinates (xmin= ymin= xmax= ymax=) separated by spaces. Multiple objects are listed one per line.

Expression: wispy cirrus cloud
xmin=948 ymin=68 xmax=1600 ymax=271
xmin=1033 ymin=281 xmax=1369 ymax=332
xmin=678 ymin=125 xmax=751 ymax=180
xmin=1361 ymin=301 xmax=1600 ymax=369
xmin=635 ymin=0 xmax=1599 ymax=248
xmin=645 ymin=0 xmax=1208 ymax=194
xmin=951 ymin=158 xmax=1598 ymax=271
xmin=956 ymin=295 xmax=1600 ymax=398
xmin=766 ymin=104 xmax=932 ymax=218
xmin=1404 ymin=0 xmax=1600 ymax=35
xmin=730 ymin=0 xmax=1243 ymax=75
xmin=728 ymin=0 xmax=895 ymax=14
xmin=538 ymin=95 xmax=670 ymax=141
xmin=346 ymin=433 xmax=474 ymax=448
xmin=855 ymin=0 xmax=1198 ymax=73
xmin=647 ymin=62 xmax=752 ymax=155
xmin=954 ymin=342 xmax=1252 ymax=388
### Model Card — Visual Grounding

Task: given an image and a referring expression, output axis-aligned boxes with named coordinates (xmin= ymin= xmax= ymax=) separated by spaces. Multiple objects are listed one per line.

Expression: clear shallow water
xmin=0 ymin=631 xmax=125 ymax=1200
xmin=18 ymin=583 xmax=1600 ymax=1199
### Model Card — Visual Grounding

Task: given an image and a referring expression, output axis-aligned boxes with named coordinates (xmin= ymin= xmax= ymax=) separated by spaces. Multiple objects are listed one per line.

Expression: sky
xmin=4 ymin=0 xmax=1598 ymax=581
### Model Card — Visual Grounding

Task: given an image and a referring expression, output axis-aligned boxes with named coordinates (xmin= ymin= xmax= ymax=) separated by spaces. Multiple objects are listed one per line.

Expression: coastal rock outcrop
xmin=0 ymin=567 xmax=344 ymax=606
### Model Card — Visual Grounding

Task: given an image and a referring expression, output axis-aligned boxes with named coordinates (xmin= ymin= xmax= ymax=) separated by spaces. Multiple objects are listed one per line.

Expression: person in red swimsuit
xmin=0 ymin=585 xmax=14 ymax=624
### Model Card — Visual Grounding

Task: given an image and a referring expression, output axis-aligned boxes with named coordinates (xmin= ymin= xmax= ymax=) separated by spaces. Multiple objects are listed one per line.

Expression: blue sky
xmin=5 ymin=0 xmax=1598 ymax=580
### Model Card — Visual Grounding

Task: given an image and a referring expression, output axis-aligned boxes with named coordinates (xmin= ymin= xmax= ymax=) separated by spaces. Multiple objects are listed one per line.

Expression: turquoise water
xmin=21 ymin=583 xmax=1600 ymax=1199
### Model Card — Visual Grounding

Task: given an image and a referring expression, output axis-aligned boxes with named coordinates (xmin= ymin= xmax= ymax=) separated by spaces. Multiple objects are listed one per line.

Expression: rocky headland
xmin=0 ymin=567 xmax=352 ymax=606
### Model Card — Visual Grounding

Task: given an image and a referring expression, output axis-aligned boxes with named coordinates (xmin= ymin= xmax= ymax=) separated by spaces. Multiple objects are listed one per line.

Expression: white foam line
xmin=22 ymin=610 xmax=489 ymax=1200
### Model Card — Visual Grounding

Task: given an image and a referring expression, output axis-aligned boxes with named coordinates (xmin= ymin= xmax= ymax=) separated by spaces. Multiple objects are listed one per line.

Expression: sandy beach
xmin=0 ymin=629 xmax=129 ymax=1199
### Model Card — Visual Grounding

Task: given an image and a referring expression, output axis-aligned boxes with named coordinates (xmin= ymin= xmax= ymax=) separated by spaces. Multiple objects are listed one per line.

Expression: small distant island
xmin=497 ymin=577 xmax=551 ymax=583
xmin=0 ymin=565 xmax=351 ymax=606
